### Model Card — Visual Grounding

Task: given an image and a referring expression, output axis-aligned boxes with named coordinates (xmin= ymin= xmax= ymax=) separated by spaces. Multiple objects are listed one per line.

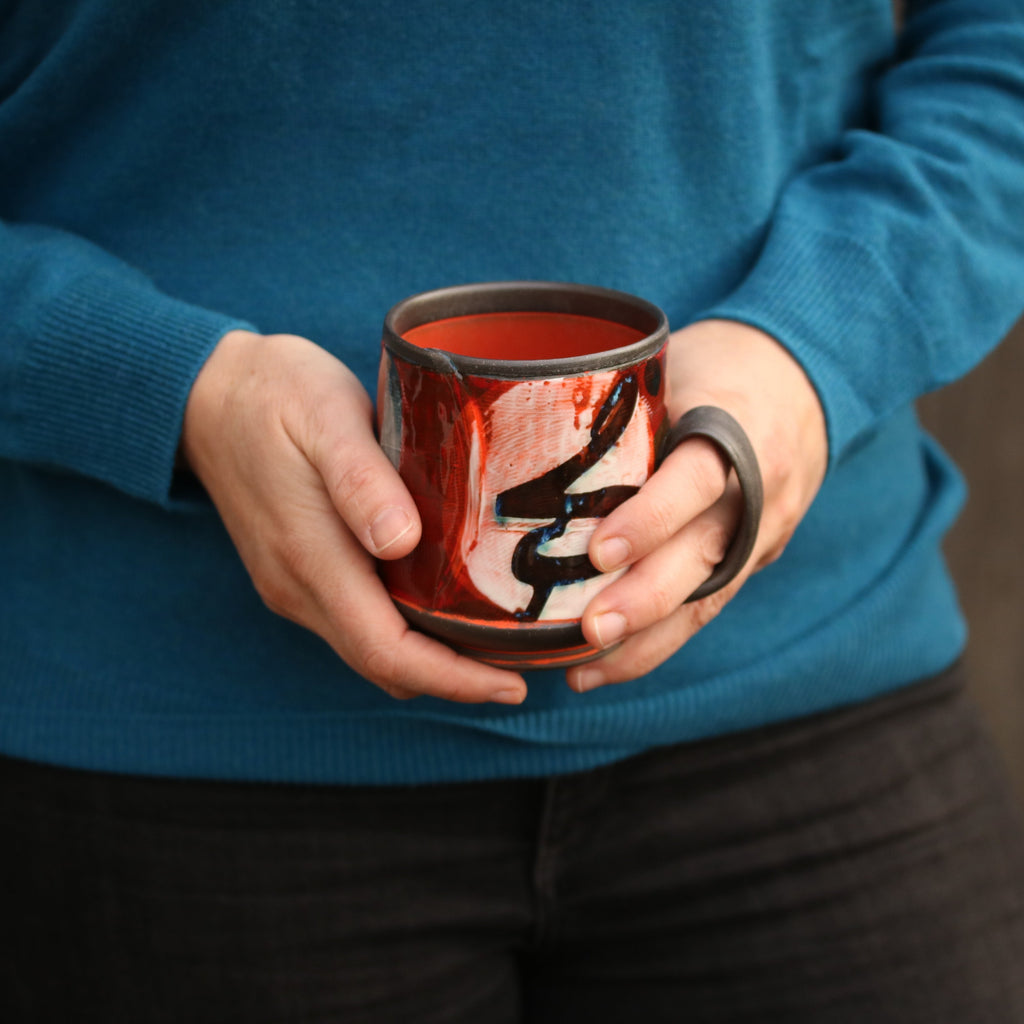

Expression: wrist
xmin=178 ymin=328 xmax=264 ymax=474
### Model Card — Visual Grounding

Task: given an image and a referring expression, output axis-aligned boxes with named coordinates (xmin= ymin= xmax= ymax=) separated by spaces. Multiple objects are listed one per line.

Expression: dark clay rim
xmin=394 ymin=598 xmax=586 ymax=652
xmin=383 ymin=281 xmax=669 ymax=380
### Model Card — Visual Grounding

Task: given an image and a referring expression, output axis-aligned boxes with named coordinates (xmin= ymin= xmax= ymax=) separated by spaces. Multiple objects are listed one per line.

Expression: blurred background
xmin=918 ymin=315 xmax=1024 ymax=804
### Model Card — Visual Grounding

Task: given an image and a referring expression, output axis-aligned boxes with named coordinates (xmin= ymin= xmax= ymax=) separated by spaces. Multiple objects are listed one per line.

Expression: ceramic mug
xmin=377 ymin=281 xmax=762 ymax=669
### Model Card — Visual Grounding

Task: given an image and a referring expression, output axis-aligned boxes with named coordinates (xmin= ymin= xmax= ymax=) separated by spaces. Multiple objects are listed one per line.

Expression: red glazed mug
xmin=377 ymin=281 xmax=762 ymax=669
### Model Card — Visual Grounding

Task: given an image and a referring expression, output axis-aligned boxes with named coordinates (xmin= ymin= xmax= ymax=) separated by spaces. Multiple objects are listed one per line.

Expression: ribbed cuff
xmin=696 ymin=212 xmax=932 ymax=467
xmin=15 ymin=272 xmax=253 ymax=505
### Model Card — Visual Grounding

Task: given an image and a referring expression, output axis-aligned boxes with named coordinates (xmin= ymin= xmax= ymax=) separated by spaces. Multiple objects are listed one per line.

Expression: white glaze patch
xmin=459 ymin=373 xmax=653 ymax=620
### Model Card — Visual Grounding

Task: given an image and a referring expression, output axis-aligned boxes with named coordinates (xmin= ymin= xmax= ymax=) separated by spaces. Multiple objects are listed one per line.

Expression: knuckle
xmin=645 ymin=577 xmax=681 ymax=622
xmin=379 ymin=683 xmax=416 ymax=701
xmin=333 ymin=455 xmax=380 ymax=505
xmin=760 ymin=451 xmax=787 ymax=495
xmin=609 ymin=627 xmax=685 ymax=682
xmin=357 ymin=637 xmax=402 ymax=685
xmin=758 ymin=504 xmax=800 ymax=568
xmin=774 ymin=491 xmax=804 ymax=539
xmin=642 ymin=492 xmax=680 ymax=547
xmin=757 ymin=541 xmax=787 ymax=569
xmin=252 ymin=573 xmax=297 ymax=619
xmin=610 ymin=651 xmax=659 ymax=684
xmin=756 ymin=421 xmax=800 ymax=497
xmin=251 ymin=532 xmax=315 ymax=618
xmin=694 ymin=519 xmax=733 ymax=574
xmin=688 ymin=587 xmax=731 ymax=632
xmin=273 ymin=527 xmax=314 ymax=580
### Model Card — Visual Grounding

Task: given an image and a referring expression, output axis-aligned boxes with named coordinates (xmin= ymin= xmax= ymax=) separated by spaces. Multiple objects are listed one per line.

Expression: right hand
xmin=180 ymin=329 xmax=528 ymax=704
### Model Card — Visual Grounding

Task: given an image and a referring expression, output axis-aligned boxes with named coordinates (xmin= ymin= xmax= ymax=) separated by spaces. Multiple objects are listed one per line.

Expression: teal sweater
xmin=2 ymin=0 xmax=1023 ymax=783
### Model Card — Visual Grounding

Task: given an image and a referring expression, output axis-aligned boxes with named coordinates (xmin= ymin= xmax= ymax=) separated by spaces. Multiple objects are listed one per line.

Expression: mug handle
xmin=659 ymin=406 xmax=764 ymax=602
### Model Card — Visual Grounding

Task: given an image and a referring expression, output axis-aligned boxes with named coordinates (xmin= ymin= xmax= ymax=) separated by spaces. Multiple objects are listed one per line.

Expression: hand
xmin=180 ymin=330 xmax=527 ymax=704
xmin=567 ymin=319 xmax=828 ymax=692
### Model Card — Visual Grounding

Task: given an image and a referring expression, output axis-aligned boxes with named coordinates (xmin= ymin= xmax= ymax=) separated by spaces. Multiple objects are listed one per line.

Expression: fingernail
xmin=491 ymin=687 xmax=526 ymax=705
xmin=571 ymin=667 xmax=604 ymax=693
xmin=370 ymin=507 xmax=413 ymax=553
xmin=592 ymin=611 xmax=627 ymax=649
xmin=594 ymin=536 xmax=631 ymax=572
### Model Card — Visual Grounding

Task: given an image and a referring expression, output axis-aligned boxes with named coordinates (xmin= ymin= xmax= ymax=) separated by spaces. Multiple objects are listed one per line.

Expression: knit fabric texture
xmin=2 ymin=0 xmax=1023 ymax=783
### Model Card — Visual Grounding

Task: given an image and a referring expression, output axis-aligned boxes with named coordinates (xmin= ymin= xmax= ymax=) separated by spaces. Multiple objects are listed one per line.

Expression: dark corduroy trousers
xmin=4 ymin=661 xmax=1024 ymax=1023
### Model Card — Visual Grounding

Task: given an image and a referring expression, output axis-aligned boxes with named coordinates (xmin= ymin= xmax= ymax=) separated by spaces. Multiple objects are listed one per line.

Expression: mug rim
xmin=382 ymin=280 xmax=669 ymax=380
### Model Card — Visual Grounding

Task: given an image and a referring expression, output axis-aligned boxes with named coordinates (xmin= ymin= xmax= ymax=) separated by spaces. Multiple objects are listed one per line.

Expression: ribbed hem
xmin=697 ymin=212 xmax=933 ymax=467
xmin=15 ymin=272 xmax=252 ymax=505
xmin=0 ymin=553 xmax=966 ymax=786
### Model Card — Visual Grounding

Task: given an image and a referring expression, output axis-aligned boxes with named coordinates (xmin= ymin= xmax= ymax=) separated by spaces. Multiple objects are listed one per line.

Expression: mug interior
xmin=402 ymin=311 xmax=646 ymax=361
xmin=384 ymin=282 xmax=668 ymax=378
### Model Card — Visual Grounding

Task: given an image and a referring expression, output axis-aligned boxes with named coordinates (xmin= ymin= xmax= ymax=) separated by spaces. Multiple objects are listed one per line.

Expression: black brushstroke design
xmin=495 ymin=373 xmax=639 ymax=621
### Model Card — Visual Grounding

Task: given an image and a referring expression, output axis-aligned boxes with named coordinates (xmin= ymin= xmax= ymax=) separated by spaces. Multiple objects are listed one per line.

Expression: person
xmin=2 ymin=1 xmax=1024 ymax=1020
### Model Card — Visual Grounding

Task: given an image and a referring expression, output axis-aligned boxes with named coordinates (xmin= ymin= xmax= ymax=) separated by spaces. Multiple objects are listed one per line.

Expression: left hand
xmin=567 ymin=318 xmax=828 ymax=692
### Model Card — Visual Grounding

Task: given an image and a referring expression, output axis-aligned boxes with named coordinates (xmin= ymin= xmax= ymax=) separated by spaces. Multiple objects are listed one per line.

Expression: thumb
xmin=296 ymin=360 xmax=422 ymax=560
xmin=319 ymin=430 xmax=421 ymax=561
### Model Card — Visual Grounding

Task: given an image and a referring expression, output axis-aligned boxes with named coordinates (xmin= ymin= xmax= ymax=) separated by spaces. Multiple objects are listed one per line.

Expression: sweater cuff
xmin=696 ymin=212 xmax=933 ymax=467
xmin=15 ymin=272 xmax=253 ymax=506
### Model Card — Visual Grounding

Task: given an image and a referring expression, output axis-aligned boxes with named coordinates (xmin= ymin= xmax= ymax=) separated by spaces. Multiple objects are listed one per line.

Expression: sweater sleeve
xmin=0 ymin=221 xmax=253 ymax=506
xmin=699 ymin=0 xmax=1024 ymax=465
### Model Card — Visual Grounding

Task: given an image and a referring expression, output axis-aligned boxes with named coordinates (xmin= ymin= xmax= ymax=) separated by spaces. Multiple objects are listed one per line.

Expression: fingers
xmin=577 ymin=482 xmax=742 ymax=657
xmin=261 ymin=503 xmax=528 ymax=704
xmin=569 ymin=577 xmax=740 ymax=692
xmin=183 ymin=329 xmax=526 ymax=704
xmin=186 ymin=329 xmax=422 ymax=561
xmin=588 ymin=436 xmax=730 ymax=574
xmin=565 ymin=320 xmax=829 ymax=692
xmin=569 ymin=434 xmax=747 ymax=693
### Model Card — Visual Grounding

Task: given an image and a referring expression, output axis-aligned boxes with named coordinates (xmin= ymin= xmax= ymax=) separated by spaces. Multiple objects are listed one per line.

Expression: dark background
xmin=918 ymin=315 xmax=1024 ymax=803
